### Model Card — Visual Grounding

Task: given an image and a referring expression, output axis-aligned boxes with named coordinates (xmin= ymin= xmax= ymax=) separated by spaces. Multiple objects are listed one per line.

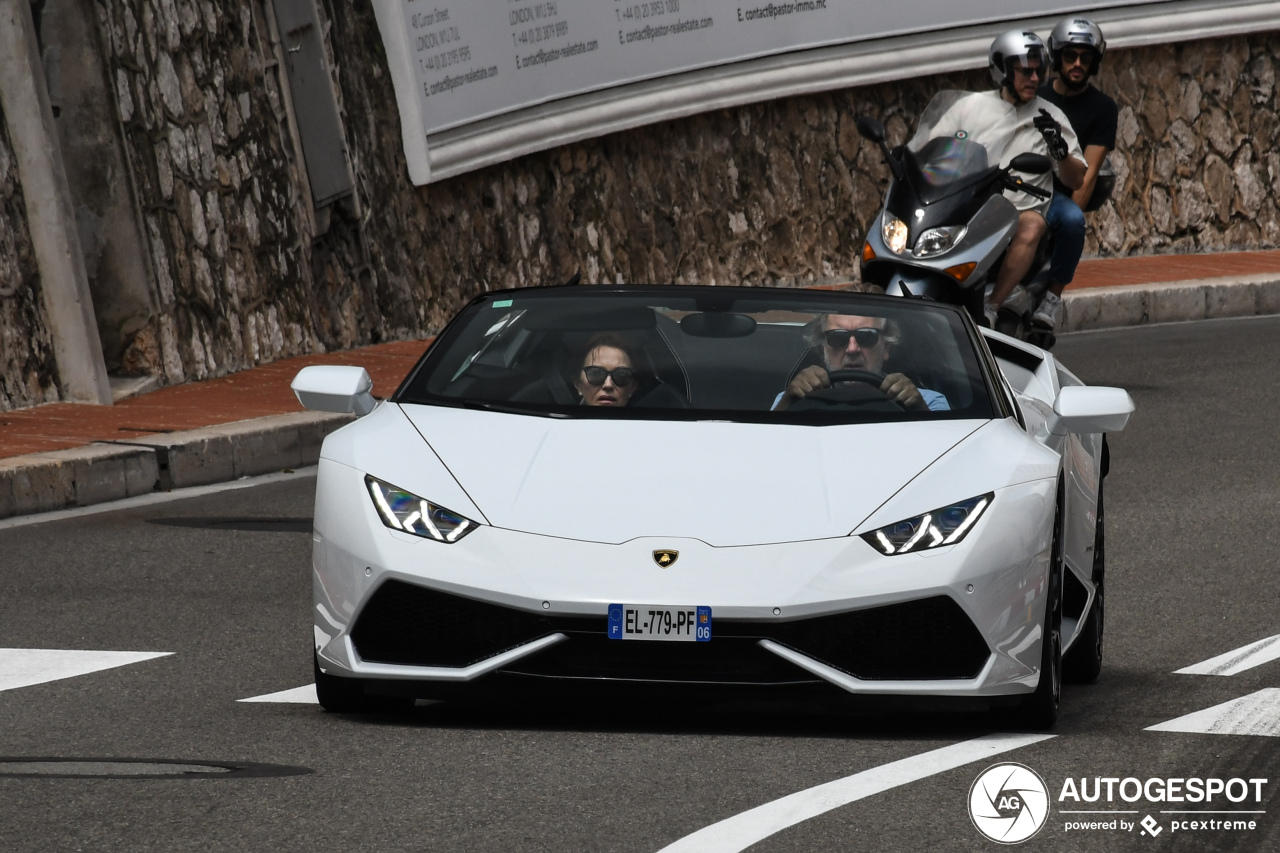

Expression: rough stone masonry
xmin=2 ymin=1 xmax=1279 ymax=411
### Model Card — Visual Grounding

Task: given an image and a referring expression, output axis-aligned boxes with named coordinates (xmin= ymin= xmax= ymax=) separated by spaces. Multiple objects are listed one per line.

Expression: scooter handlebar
xmin=1000 ymin=173 xmax=1053 ymax=201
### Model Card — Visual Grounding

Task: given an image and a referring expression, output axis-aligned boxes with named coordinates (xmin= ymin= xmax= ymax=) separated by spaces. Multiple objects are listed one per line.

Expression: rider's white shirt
xmin=910 ymin=90 xmax=1082 ymax=214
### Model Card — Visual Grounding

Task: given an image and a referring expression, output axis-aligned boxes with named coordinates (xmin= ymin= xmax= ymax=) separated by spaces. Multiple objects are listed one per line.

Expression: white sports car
xmin=293 ymin=285 xmax=1132 ymax=728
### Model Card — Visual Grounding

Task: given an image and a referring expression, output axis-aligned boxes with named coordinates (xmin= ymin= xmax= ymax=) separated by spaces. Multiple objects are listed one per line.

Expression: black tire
xmin=1064 ymin=479 xmax=1104 ymax=683
xmin=1015 ymin=496 xmax=1064 ymax=730
xmin=314 ymin=653 xmax=412 ymax=714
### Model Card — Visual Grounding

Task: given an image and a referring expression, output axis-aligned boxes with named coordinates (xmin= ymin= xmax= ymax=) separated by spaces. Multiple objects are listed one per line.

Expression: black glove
xmin=1034 ymin=109 xmax=1069 ymax=161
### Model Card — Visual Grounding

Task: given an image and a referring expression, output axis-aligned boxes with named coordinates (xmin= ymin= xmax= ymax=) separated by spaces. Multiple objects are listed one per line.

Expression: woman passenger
xmin=574 ymin=333 xmax=640 ymax=406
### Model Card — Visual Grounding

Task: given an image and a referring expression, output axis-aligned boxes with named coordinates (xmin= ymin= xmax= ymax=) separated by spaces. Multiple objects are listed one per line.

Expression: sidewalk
xmin=4 ymin=249 xmax=1280 ymax=519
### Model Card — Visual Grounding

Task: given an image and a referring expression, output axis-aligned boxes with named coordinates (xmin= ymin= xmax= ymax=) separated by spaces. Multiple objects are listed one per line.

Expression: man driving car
xmin=774 ymin=312 xmax=949 ymax=412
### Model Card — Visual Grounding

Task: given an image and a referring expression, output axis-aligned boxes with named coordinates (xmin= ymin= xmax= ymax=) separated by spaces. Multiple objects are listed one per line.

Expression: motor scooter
xmin=855 ymin=91 xmax=1105 ymax=349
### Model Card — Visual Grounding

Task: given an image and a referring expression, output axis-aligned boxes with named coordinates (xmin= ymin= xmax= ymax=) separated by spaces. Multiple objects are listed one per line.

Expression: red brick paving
xmin=1069 ymin=249 xmax=1280 ymax=290
xmin=0 ymin=339 xmax=430 ymax=459
xmin=4 ymin=248 xmax=1280 ymax=461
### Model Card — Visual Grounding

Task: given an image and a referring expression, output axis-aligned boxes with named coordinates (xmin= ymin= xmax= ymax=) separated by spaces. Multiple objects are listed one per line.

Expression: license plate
xmin=607 ymin=604 xmax=711 ymax=642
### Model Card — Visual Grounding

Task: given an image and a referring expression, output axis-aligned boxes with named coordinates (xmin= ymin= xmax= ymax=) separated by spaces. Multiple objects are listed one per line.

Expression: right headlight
xmin=913 ymin=225 xmax=966 ymax=258
xmin=861 ymin=493 xmax=993 ymax=555
xmin=366 ymin=475 xmax=479 ymax=543
xmin=882 ymin=215 xmax=910 ymax=254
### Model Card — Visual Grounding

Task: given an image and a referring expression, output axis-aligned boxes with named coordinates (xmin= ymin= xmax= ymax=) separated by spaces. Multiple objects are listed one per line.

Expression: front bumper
xmin=313 ymin=459 xmax=1056 ymax=700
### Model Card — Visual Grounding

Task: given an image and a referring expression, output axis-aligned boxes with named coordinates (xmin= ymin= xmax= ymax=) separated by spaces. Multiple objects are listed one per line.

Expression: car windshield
xmin=394 ymin=287 xmax=996 ymax=424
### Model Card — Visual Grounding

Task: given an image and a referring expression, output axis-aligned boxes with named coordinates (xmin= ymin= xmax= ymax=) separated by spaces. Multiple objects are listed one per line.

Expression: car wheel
xmin=1064 ymin=479 xmax=1104 ymax=683
xmin=1015 ymin=497 xmax=1064 ymax=730
xmin=314 ymin=652 xmax=411 ymax=714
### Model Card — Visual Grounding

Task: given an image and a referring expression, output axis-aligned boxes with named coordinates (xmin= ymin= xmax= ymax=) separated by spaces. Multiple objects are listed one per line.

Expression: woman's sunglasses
xmin=581 ymin=365 xmax=636 ymax=386
xmin=823 ymin=328 xmax=883 ymax=349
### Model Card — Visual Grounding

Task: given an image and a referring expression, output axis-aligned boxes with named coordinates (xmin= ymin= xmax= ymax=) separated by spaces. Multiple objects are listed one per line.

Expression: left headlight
xmin=861 ymin=493 xmax=993 ymax=555
xmin=366 ymin=475 xmax=479 ymax=543
xmin=882 ymin=215 xmax=910 ymax=254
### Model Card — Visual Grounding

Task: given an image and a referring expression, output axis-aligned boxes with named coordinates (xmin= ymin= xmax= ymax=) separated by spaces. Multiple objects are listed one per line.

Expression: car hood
xmin=399 ymin=405 xmax=986 ymax=547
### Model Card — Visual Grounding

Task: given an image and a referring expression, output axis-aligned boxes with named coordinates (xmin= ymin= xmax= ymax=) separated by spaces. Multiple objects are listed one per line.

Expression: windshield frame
xmin=391 ymin=285 xmax=1005 ymax=426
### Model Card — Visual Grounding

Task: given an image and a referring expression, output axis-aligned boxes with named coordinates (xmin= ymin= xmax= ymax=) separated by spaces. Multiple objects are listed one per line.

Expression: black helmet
xmin=988 ymin=30 xmax=1050 ymax=100
xmin=1048 ymin=18 xmax=1106 ymax=79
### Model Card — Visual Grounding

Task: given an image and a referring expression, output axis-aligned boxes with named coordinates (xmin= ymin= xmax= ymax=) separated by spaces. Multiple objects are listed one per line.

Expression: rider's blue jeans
xmin=1047 ymin=192 xmax=1086 ymax=286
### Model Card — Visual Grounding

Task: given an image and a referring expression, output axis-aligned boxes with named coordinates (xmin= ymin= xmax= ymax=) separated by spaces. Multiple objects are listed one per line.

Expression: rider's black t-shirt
xmin=1037 ymin=83 xmax=1119 ymax=195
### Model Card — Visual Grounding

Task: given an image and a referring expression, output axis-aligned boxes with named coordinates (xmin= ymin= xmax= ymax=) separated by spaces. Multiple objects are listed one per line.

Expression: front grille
xmin=733 ymin=596 xmax=991 ymax=680
xmin=350 ymin=582 xmax=589 ymax=667
xmin=501 ymin=634 xmax=814 ymax=684
xmin=350 ymin=581 xmax=989 ymax=681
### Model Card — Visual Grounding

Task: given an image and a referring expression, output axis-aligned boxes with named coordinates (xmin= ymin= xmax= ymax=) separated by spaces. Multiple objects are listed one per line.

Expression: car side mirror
xmin=1008 ymin=152 xmax=1053 ymax=174
xmin=855 ymin=116 xmax=886 ymax=143
xmin=1046 ymin=386 xmax=1134 ymax=435
xmin=292 ymin=365 xmax=376 ymax=417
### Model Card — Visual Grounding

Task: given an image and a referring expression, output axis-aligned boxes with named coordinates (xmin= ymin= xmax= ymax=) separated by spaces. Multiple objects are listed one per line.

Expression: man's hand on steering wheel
xmin=779 ymin=366 xmax=928 ymax=412
xmin=880 ymin=372 xmax=928 ymax=411
xmin=776 ymin=365 xmax=831 ymax=410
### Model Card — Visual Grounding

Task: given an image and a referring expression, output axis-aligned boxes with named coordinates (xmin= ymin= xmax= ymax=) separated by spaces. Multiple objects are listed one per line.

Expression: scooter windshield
xmin=909 ymin=90 xmax=1018 ymax=184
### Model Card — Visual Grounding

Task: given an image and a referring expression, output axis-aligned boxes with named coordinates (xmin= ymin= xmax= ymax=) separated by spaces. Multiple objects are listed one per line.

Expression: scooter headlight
xmin=882 ymin=216 xmax=910 ymax=255
xmin=914 ymin=226 xmax=966 ymax=258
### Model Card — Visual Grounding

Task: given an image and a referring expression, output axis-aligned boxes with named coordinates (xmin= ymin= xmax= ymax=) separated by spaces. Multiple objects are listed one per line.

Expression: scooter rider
xmin=976 ymin=31 xmax=1087 ymax=328
xmin=1033 ymin=18 xmax=1119 ymax=332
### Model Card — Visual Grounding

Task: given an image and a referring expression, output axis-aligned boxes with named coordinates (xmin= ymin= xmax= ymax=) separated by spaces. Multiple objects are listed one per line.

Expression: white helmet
xmin=988 ymin=30 xmax=1049 ymax=97
xmin=1048 ymin=18 xmax=1106 ymax=77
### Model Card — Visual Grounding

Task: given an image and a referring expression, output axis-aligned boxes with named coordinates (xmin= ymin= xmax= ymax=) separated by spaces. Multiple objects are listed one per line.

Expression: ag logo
xmin=652 ymin=550 xmax=679 ymax=568
xmin=969 ymin=762 xmax=1050 ymax=844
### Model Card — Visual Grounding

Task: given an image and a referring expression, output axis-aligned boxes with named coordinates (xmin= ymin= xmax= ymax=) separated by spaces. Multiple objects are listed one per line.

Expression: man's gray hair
xmin=806 ymin=283 xmax=903 ymax=347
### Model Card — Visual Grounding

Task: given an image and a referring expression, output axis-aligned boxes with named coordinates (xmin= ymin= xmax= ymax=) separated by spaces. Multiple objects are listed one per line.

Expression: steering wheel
xmin=797 ymin=368 xmax=906 ymax=410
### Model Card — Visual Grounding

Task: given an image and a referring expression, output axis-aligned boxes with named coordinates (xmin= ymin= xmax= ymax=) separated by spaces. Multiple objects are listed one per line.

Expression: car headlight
xmin=913 ymin=225 xmax=965 ymax=258
xmin=366 ymin=476 xmax=478 ymax=543
xmin=882 ymin=215 xmax=909 ymax=254
xmin=861 ymin=493 xmax=993 ymax=555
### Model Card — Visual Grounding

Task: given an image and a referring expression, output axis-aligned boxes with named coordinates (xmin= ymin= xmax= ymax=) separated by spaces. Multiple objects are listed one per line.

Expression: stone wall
xmin=1094 ymin=36 xmax=1280 ymax=257
xmin=0 ymin=95 xmax=61 ymax=410
xmin=92 ymin=0 xmax=328 ymax=384
xmin=315 ymin=19 xmax=1280 ymax=320
xmin=7 ymin=3 xmax=1280 ymax=411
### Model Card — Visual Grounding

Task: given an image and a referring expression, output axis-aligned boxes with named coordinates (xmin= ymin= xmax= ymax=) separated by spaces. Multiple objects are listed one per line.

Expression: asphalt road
xmin=1 ymin=316 xmax=1278 ymax=852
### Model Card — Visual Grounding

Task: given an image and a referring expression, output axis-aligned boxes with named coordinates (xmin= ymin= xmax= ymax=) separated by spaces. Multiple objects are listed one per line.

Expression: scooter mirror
xmin=855 ymin=116 xmax=886 ymax=143
xmin=1008 ymin=153 xmax=1053 ymax=174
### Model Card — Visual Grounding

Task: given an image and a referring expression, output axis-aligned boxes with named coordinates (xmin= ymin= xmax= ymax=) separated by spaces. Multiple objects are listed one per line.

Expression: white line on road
xmin=0 ymin=467 xmax=318 ymax=531
xmin=0 ymin=649 xmax=172 ymax=693
xmin=1175 ymin=635 xmax=1280 ymax=676
xmin=238 ymin=684 xmax=318 ymax=704
xmin=655 ymin=733 xmax=1055 ymax=853
xmin=1146 ymin=689 xmax=1280 ymax=738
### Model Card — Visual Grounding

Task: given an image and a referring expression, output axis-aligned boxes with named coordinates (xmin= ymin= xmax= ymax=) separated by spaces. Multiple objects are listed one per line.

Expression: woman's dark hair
xmin=578 ymin=333 xmax=641 ymax=377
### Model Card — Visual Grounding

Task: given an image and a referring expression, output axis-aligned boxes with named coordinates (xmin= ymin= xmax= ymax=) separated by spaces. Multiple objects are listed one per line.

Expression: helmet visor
xmin=1009 ymin=49 xmax=1047 ymax=76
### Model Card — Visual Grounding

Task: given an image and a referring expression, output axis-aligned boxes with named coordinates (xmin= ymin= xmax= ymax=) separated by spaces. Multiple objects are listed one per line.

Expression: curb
xmin=1062 ymin=273 xmax=1280 ymax=333
xmin=0 ymin=410 xmax=352 ymax=520
xmin=2 ymin=274 xmax=1279 ymax=522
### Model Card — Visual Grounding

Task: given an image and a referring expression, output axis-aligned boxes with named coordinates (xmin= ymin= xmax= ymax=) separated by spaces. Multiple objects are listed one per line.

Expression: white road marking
xmin=655 ymin=733 xmax=1054 ymax=853
xmin=1146 ymin=689 xmax=1280 ymax=738
xmin=238 ymin=684 xmax=318 ymax=704
xmin=0 ymin=649 xmax=172 ymax=693
xmin=1175 ymin=635 xmax=1280 ymax=676
xmin=0 ymin=467 xmax=318 ymax=531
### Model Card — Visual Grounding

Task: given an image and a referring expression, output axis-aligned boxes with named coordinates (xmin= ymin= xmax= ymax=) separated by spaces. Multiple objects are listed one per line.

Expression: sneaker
xmin=1032 ymin=292 xmax=1063 ymax=329
xmin=982 ymin=302 xmax=999 ymax=329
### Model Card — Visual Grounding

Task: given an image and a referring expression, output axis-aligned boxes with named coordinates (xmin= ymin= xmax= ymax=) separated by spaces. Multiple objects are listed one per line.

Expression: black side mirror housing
xmin=855 ymin=116 xmax=886 ymax=144
xmin=1008 ymin=152 xmax=1053 ymax=175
